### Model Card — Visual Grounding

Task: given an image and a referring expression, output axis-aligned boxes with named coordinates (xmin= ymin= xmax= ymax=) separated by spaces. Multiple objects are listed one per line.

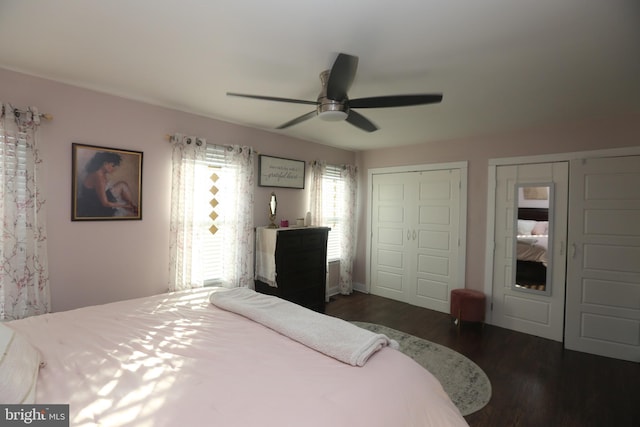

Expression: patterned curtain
xmin=219 ymin=146 xmax=255 ymax=289
xmin=0 ymin=103 xmax=50 ymax=319
xmin=168 ymin=134 xmax=207 ymax=291
xmin=309 ymin=161 xmax=326 ymax=227
xmin=338 ymin=164 xmax=358 ymax=294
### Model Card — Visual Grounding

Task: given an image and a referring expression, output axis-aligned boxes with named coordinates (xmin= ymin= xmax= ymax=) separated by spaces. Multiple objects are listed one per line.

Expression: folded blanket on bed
xmin=209 ymin=287 xmax=398 ymax=366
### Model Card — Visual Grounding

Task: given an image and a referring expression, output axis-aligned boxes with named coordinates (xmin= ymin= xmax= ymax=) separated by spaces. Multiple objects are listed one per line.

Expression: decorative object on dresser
xmin=267 ymin=192 xmax=278 ymax=228
xmin=255 ymin=226 xmax=330 ymax=312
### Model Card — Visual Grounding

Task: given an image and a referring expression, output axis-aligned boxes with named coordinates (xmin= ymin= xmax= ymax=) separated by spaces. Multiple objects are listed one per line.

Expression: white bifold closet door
xmin=565 ymin=155 xmax=640 ymax=362
xmin=370 ymin=169 xmax=463 ymax=313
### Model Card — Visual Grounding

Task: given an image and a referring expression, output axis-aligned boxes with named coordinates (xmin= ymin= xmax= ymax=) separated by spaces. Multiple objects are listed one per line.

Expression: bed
xmin=516 ymin=207 xmax=549 ymax=290
xmin=3 ymin=287 xmax=468 ymax=427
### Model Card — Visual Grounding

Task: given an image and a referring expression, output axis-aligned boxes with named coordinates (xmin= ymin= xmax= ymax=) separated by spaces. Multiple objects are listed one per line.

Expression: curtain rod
xmin=164 ymin=134 xmax=259 ymax=154
xmin=12 ymin=108 xmax=53 ymax=121
xmin=164 ymin=134 xmax=204 ymax=145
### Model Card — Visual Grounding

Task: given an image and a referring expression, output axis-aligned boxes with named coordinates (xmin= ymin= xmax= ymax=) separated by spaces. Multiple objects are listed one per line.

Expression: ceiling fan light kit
xmin=318 ymin=109 xmax=348 ymax=121
xmin=227 ymin=53 xmax=442 ymax=133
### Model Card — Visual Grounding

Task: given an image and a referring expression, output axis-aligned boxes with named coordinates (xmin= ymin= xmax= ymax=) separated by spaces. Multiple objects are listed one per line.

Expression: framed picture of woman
xmin=71 ymin=143 xmax=143 ymax=221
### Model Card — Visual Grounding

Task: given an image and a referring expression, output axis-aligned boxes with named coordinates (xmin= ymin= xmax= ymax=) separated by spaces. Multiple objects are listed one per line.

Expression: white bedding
xmin=517 ymin=235 xmax=548 ymax=265
xmin=7 ymin=288 xmax=468 ymax=427
xmin=210 ymin=287 xmax=398 ymax=366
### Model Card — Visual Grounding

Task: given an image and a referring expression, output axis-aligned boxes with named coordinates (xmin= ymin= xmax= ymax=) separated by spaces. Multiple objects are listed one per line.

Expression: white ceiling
xmin=1 ymin=0 xmax=639 ymax=151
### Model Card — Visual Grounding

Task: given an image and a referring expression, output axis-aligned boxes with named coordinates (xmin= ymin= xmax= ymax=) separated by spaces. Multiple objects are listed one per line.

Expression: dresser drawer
xmin=277 ymin=230 xmax=327 ymax=250
xmin=277 ymin=250 xmax=325 ymax=273
xmin=276 ymin=268 xmax=325 ymax=290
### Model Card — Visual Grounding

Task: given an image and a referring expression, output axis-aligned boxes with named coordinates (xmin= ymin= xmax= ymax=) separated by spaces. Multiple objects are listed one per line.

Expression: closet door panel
xmin=370 ymin=174 xmax=413 ymax=303
xmin=565 ymin=155 xmax=640 ymax=362
xmin=411 ymin=169 xmax=461 ymax=313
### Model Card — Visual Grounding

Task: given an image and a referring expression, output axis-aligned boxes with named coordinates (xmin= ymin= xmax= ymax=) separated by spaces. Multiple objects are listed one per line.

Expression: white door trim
xmin=488 ymin=145 xmax=640 ymax=167
xmin=484 ymin=164 xmax=498 ymax=323
xmin=366 ymin=161 xmax=468 ymax=295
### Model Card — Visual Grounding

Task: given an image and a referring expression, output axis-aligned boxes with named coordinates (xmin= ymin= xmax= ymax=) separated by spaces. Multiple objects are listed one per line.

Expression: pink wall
xmin=0 ymin=68 xmax=355 ymax=312
xmin=353 ymin=113 xmax=640 ymax=291
xmin=3 ymin=66 xmax=639 ymax=311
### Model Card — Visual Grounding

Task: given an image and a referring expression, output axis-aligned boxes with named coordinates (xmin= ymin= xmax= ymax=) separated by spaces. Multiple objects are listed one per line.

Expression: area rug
xmin=352 ymin=321 xmax=491 ymax=416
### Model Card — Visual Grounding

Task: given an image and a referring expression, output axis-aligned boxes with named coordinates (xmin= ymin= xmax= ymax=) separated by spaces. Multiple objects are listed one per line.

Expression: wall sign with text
xmin=258 ymin=155 xmax=305 ymax=189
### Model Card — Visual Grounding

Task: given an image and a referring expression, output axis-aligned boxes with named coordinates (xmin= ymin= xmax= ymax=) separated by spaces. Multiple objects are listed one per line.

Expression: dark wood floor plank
xmin=324 ymin=292 xmax=640 ymax=427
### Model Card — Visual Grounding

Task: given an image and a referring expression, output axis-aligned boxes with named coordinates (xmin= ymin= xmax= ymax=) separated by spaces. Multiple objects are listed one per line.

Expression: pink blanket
xmin=8 ymin=288 xmax=468 ymax=427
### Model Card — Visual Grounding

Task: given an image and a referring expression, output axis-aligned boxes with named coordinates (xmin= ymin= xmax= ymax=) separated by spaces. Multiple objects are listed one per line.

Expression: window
xmin=170 ymin=136 xmax=254 ymax=291
xmin=321 ymin=164 xmax=345 ymax=261
xmin=187 ymin=145 xmax=239 ymax=285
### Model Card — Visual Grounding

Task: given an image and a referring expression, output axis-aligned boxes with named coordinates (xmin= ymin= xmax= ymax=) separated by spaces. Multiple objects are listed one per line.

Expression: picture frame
xmin=72 ymin=143 xmax=143 ymax=221
xmin=258 ymin=155 xmax=305 ymax=189
xmin=523 ymin=186 xmax=549 ymax=201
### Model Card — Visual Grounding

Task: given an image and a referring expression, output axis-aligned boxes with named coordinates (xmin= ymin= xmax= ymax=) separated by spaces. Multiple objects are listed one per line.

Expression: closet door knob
xmin=413 ymin=230 xmax=417 ymax=240
xmin=407 ymin=230 xmax=411 ymax=241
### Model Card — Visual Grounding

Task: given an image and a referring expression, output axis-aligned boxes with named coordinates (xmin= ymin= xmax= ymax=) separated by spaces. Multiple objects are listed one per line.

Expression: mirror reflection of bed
xmin=516 ymin=207 xmax=549 ymax=292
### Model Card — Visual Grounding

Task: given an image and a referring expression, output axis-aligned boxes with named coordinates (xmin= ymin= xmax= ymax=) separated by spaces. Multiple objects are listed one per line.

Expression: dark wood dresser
xmin=254 ymin=226 xmax=330 ymax=313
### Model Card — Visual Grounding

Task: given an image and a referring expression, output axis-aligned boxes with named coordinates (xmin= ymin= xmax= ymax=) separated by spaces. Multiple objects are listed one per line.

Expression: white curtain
xmin=219 ymin=145 xmax=255 ymax=289
xmin=168 ymin=133 xmax=255 ymax=291
xmin=0 ymin=103 xmax=50 ymax=320
xmin=338 ymin=164 xmax=358 ymax=294
xmin=168 ymin=134 xmax=207 ymax=291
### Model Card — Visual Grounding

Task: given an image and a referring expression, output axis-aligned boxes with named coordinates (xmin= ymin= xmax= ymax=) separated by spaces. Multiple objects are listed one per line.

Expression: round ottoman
xmin=450 ymin=289 xmax=486 ymax=327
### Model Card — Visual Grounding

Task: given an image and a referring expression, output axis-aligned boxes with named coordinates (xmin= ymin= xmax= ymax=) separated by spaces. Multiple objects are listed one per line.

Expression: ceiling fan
xmin=227 ymin=53 xmax=443 ymax=133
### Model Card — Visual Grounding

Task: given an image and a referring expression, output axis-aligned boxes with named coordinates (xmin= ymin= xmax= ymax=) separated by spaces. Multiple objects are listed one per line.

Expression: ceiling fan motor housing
xmin=317 ymin=97 xmax=348 ymax=121
xmin=317 ymin=70 xmax=348 ymax=121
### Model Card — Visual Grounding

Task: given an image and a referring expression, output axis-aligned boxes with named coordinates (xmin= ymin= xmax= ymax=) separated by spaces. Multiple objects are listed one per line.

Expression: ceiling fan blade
xmin=345 ymin=110 xmax=378 ymax=133
xmin=349 ymin=94 xmax=443 ymax=109
xmin=326 ymin=53 xmax=358 ymax=100
xmin=276 ymin=110 xmax=317 ymax=129
xmin=227 ymin=92 xmax=318 ymax=106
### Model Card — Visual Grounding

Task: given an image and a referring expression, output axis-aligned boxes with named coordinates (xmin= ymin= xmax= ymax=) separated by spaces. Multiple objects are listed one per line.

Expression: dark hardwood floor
xmin=324 ymin=292 xmax=640 ymax=427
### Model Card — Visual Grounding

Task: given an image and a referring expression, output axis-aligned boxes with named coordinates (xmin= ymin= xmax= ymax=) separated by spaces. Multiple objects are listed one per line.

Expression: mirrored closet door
xmin=490 ymin=162 xmax=568 ymax=342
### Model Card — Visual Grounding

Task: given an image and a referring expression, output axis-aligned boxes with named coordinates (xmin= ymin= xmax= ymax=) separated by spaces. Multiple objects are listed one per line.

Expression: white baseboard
xmin=326 ymin=282 xmax=368 ymax=300
xmin=353 ymin=282 xmax=368 ymax=294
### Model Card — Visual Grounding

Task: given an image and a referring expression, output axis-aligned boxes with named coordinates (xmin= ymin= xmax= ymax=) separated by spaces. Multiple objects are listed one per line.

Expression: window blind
xmin=0 ymin=132 xmax=29 ymax=248
xmin=322 ymin=164 xmax=344 ymax=261
xmin=197 ymin=145 xmax=229 ymax=285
